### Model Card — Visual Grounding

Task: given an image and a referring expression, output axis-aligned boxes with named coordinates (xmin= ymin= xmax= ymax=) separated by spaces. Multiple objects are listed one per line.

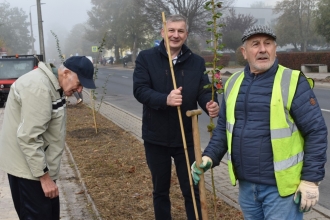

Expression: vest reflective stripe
xmin=224 ymin=72 xmax=241 ymax=171
xmin=274 ymin=151 xmax=304 ymax=171
xmin=226 ymin=121 xmax=234 ymax=133
xmin=225 ymin=71 xmax=243 ymax=102
xmin=226 ymin=117 xmax=234 ymax=168
xmin=281 ymin=69 xmax=291 ymax=109
xmin=224 ymin=65 xmax=312 ymax=196
xmin=224 ymin=71 xmax=245 ymax=186
xmin=227 ymin=152 xmax=231 ymax=161
xmin=270 ymin=68 xmax=298 ymax=139
xmin=271 ymin=122 xmax=298 ymax=139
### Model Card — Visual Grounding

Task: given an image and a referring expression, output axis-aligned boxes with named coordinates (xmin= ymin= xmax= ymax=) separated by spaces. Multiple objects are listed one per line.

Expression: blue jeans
xmin=238 ymin=180 xmax=302 ymax=220
xmin=144 ymin=142 xmax=201 ymax=220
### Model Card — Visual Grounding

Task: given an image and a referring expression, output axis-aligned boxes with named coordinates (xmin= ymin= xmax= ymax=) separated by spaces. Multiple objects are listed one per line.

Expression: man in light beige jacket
xmin=0 ymin=56 xmax=95 ymax=219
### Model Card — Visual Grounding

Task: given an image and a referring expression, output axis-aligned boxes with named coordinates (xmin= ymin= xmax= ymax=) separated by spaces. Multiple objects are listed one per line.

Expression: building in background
xmin=225 ymin=6 xmax=277 ymax=27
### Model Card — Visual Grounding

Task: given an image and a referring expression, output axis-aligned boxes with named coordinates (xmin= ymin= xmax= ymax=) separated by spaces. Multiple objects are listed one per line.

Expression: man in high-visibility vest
xmin=191 ymin=25 xmax=328 ymax=219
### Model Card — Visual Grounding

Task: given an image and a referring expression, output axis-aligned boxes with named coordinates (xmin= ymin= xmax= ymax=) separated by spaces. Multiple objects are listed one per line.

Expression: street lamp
xmin=29 ymin=3 xmax=45 ymax=55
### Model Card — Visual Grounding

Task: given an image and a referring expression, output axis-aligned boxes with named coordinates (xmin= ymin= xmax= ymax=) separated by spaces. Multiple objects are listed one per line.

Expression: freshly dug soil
xmin=65 ymin=104 xmax=243 ymax=220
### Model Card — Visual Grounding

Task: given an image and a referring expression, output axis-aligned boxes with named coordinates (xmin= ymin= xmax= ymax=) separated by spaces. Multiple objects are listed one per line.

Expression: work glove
xmin=294 ymin=180 xmax=319 ymax=212
xmin=191 ymin=156 xmax=213 ymax=185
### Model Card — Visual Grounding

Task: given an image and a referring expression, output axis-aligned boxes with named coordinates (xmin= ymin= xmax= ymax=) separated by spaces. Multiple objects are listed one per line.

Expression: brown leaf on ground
xmin=66 ymin=104 xmax=243 ymax=220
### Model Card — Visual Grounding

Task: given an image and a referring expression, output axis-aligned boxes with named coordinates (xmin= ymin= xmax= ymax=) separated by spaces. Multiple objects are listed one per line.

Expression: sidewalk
xmin=1 ymin=67 xmax=330 ymax=219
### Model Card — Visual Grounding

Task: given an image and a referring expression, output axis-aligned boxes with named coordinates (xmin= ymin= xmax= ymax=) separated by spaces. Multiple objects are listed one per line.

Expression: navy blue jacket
xmin=133 ymin=41 xmax=217 ymax=147
xmin=203 ymin=59 xmax=327 ymax=186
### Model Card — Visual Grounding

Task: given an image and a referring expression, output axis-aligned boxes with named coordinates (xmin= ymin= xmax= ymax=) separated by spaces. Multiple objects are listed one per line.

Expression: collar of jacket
xmin=244 ymin=58 xmax=279 ymax=80
xmin=158 ymin=39 xmax=192 ymax=63
xmin=38 ymin=62 xmax=61 ymax=91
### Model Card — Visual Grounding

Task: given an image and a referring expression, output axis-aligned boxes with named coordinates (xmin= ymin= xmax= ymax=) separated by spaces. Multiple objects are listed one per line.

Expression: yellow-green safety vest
xmin=224 ymin=65 xmax=314 ymax=196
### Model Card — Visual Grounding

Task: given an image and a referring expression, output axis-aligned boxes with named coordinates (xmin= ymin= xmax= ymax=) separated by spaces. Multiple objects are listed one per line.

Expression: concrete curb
xmin=66 ymin=90 xmax=103 ymax=219
xmin=65 ymin=143 xmax=102 ymax=220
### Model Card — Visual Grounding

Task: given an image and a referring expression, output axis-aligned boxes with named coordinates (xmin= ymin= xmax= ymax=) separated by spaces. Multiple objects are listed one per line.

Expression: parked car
xmin=0 ymin=54 xmax=43 ymax=107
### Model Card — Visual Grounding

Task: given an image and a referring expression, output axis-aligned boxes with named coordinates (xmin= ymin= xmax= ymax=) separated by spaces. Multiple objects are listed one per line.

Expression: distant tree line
xmin=1 ymin=0 xmax=330 ymax=58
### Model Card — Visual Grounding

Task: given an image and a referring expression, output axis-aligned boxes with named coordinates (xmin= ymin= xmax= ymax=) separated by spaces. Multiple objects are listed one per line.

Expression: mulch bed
xmin=65 ymin=104 xmax=243 ymax=219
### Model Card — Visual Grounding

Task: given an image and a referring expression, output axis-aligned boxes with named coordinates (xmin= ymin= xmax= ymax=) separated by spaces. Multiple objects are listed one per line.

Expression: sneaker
xmin=77 ymin=98 xmax=83 ymax=104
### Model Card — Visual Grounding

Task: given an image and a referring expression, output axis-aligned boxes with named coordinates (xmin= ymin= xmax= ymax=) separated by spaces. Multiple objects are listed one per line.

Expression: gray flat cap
xmin=242 ymin=25 xmax=276 ymax=43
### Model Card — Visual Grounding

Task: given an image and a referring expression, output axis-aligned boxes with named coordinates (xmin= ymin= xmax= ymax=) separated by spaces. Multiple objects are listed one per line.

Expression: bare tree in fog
xmin=136 ymin=0 xmax=234 ymax=37
xmin=273 ymin=0 xmax=319 ymax=52
xmin=84 ymin=0 xmax=237 ymax=59
xmin=315 ymin=0 xmax=330 ymax=44
xmin=64 ymin=24 xmax=95 ymax=57
xmin=220 ymin=8 xmax=256 ymax=51
xmin=86 ymin=0 xmax=155 ymax=62
xmin=0 ymin=2 xmax=30 ymax=54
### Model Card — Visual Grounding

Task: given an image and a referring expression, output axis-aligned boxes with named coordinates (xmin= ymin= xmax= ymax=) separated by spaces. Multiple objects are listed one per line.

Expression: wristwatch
xmin=314 ymin=181 xmax=321 ymax=186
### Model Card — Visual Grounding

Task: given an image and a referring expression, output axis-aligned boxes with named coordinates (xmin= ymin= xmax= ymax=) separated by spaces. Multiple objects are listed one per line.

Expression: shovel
xmin=187 ymin=109 xmax=208 ymax=220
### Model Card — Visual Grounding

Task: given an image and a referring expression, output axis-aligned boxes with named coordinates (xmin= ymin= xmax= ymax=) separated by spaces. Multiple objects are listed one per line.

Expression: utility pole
xmin=36 ymin=0 xmax=45 ymax=61
xmin=29 ymin=8 xmax=35 ymax=54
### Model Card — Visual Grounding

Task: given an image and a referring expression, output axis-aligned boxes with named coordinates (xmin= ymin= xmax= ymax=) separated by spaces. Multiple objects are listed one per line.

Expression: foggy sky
xmin=4 ymin=0 xmax=277 ymax=54
xmin=4 ymin=0 xmax=92 ymax=54
xmin=234 ymin=0 xmax=277 ymax=7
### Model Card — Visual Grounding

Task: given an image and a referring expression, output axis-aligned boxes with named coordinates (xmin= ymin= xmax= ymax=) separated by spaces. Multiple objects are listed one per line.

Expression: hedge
xmin=277 ymin=52 xmax=330 ymax=70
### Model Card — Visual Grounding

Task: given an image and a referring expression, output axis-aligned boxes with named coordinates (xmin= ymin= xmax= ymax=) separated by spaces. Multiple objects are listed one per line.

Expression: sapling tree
xmin=50 ymin=30 xmax=64 ymax=62
xmin=51 ymin=30 xmax=108 ymax=134
xmin=90 ymin=33 xmax=108 ymax=133
xmin=203 ymin=1 xmax=225 ymax=218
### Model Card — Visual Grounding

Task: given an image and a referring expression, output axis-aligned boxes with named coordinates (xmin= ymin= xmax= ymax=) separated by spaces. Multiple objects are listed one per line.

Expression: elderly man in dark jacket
xmin=192 ymin=25 xmax=328 ymax=220
xmin=133 ymin=14 xmax=219 ymax=220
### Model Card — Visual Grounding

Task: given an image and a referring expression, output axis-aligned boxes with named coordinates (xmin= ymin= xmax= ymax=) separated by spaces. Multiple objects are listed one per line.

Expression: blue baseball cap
xmin=63 ymin=56 xmax=96 ymax=89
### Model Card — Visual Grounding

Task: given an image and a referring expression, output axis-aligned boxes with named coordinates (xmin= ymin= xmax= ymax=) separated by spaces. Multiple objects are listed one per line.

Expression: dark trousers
xmin=8 ymin=174 xmax=60 ymax=220
xmin=144 ymin=142 xmax=202 ymax=220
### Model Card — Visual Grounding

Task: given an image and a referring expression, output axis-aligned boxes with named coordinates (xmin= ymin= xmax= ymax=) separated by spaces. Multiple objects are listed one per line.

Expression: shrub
xmin=277 ymin=52 xmax=330 ymax=70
